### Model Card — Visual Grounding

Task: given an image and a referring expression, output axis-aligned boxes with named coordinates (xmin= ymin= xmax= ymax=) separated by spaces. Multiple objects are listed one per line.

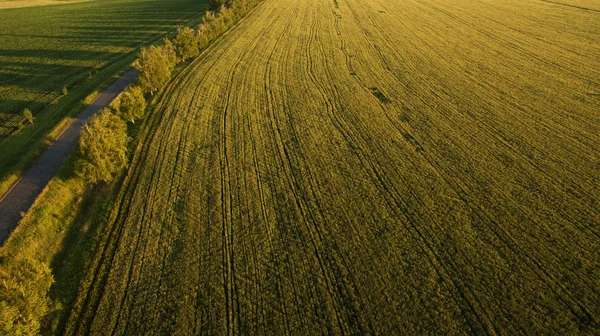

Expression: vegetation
xmin=173 ymin=27 xmax=200 ymax=62
xmin=134 ymin=0 xmax=259 ymax=94
xmin=134 ymin=44 xmax=177 ymax=95
xmin=111 ymin=86 xmax=147 ymax=124
xmin=2 ymin=0 xmax=599 ymax=334
xmin=75 ymin=109 xmax=129 ymax=185
xmin=0 ymin=0 xmax=88 ymax=9
xmin=0 ymin=106 xmax=127 ymax=334
xmin=60 ymin=0 xmax=600 ymax=334
xmin=0 ymin=0 xmax=259 ymax=334
xmin=0 ymin=252 xmax=53 ymax=335
xmin=22 ymin=109 xmax=33 ymax=125
xmin=0 ymin=156 xmax=110 ymax=335
xmin=209 ymin=0 xmax=226 ymax=11
xmin=0 ymin=0 xmax=206 ymax=140
xmin=0 ymin=0 xmax=209 ymax=196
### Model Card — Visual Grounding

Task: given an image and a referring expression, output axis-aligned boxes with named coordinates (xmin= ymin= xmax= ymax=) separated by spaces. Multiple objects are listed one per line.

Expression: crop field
xmin=0 ymin=0 xmax=206 ymax=140
xmin=0 ymin=0 xmax=89 ymax=10
xmin=62 ymin=0 xmax=599 ymax=334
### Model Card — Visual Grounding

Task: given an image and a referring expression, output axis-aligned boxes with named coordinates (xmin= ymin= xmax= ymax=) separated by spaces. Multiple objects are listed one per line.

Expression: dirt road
xmin=0 ymin=69 xmax=137 ymax=245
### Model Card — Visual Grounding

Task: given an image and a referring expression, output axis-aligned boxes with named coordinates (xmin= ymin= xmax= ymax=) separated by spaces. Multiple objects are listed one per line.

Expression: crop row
xmin=63 ymin=0 xmax=599 ymax=334
xmin=0 ymin=0 xmax=208 ymax=141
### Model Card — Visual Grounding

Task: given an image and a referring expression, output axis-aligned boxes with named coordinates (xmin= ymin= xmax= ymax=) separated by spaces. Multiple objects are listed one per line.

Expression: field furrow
xmin=63 ymin=0 xmax=600 ymax=334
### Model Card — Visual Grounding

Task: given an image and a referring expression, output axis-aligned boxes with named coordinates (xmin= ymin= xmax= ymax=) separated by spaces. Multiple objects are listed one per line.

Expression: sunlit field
xmin=62 ymin=0 xmax=600 ymax=334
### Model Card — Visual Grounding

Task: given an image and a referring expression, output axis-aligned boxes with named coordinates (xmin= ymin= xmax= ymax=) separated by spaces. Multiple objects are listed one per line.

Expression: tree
xmin=0 ymin=257 xmax=53 ymax=336
xmin=209 ymin=0 xmax=224 ymax=10
xmin=134 ymin=44 xmax=176 ymax=95
xmin=162 ymin=38 xmax=177 ymax=66
xmin=22 ymin=108 xmax=34 ymax=125
xmin=75 ymin=108 xmax=129 ymax=184
xmin=173 ymin=26 xmax=199 ymax=62
xmin=112 ymin=86 xmax=147 ymax=123
xmin=62 ymin=86 xmax=68 ymax=96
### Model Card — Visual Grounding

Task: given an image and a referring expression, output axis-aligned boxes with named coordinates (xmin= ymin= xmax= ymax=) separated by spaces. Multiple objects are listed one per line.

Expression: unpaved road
xmin=0 ymin=69 xmax=137 ymax=245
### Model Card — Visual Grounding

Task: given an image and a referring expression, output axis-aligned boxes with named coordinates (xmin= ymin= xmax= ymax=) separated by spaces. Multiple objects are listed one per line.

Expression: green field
xmin=0 ymin=0 xmax=207 ymax=138
xmin=0 ymin=0 xmax=208 ymax=194
xmin=58 ymin=0 xmax=599 ymax=334
xmin=0 ymin=0 xmax=90 ymax=9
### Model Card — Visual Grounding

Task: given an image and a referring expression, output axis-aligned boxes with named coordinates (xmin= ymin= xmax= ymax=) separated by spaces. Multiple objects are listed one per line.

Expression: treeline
xmin=77 ymin=0 xmax=263 ymax=182
xmin=0 ymin=0 xmax=263 ymax=334
xmin=136 ymin=0 xmax=262 ymax=95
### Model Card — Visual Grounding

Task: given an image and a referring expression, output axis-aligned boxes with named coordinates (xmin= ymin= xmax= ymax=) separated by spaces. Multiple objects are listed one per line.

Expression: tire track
xmin=310 ymin=3 xmax=498 ymax=333
xmin=336 ymin=0 xmax=599 ymax=329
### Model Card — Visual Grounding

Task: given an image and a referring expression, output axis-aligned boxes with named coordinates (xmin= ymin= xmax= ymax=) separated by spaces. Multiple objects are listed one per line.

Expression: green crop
xmin=60 ymin=0 xmax=600 ymax=334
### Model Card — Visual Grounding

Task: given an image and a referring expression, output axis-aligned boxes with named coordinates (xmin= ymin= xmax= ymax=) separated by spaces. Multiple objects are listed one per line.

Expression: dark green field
xmin=0 ymin=0 xmax=207 ymax=194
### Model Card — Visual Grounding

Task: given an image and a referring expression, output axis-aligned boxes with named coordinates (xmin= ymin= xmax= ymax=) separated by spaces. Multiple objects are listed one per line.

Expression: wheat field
xmin=63 ymin=0 xmax=600 ymax=334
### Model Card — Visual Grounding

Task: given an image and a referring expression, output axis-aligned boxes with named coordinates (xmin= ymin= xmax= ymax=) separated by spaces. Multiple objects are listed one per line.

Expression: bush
xmin=75 ymin=108 xmax=129 ymax=184
xmin=112 ymin=86 xmax=147 ymax=123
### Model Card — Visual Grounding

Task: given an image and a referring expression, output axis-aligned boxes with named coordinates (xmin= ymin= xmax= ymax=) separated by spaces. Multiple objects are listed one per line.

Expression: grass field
xmin=0 ymin=0 xmax=89 ymax=9
xmin=0 ymin=0 xmax=209 ymax=196
xmin=0 ymin=0 xmax=207 ymax=139
xmin=61 ymin=0 xmax=599 ymax=334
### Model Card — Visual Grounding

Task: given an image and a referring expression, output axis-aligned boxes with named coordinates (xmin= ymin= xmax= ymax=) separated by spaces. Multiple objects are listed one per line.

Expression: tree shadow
xmin=44 ymin=180 xmax=112 ymax=334
xmin=0 ymin=0 xmax=208 ymax=135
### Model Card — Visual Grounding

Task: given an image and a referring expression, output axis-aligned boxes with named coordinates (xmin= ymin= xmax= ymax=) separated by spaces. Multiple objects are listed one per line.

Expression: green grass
xmin=59 ymin=0 xmax=599 ymax=334
xmin=0 ymin=0 xmax=209 ymax=195
xmin=0 ymin=100 xmax=160 ymax=334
